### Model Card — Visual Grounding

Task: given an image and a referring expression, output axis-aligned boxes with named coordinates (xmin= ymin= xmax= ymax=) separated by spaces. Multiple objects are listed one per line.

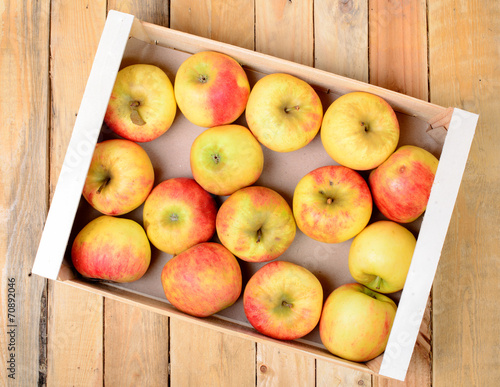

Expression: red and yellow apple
xmin=143 ymin=178 xmax=217 ymax=255
xmin=216 ymin=186 xmax=296 ymax=262
xmin=243 ymin=261 xmax=323 ymax=340
xmin=321 ymin=91 xmax=400 ymax=170
xmin=161 ymin=242 xmax=242 ymax=317
xmin=174 ymin=51 xmax=250 ymax=127
xmin=190 ymin=124 xmax=264 ymax=196
xmin=104 ymin=64 xmax=177 ymax=142
xmin=369 ymin=145 xmax=439 ymax=223
xmin=83 ymin=139 xmax=154 ymax=216
xmin=348 ymin=221 xmax=416 ymax=293
xmin=319 ymin=283 xmax=397 ymax=362
xmin=71 ymin=215 xmax=151 ymax=283
xmin=245 ymin=73 xmax=323 ymax=152
xmin=293 ymin=165 xmax=372 ymax=243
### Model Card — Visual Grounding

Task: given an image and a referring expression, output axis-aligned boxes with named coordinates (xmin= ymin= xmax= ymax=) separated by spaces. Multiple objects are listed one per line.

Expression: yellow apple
xmin=319 ymin=283 xmax=397 ymax=362
xmin=293 ymin=165 xmax=372 ymax=243
xmin=216 ymin=186 xmax=296 ymax=262
xmin=174 ymin=51 xmax=250 ymax=127
xmin=83 ymin=139 xmax=154 ymax=216
xmin=190 ymin=124 xmax=264 ymax=196
xmin=104 ymin=64 xmax=177 ymax=142
xmin=348 ymin=221 xmax=416 ymax=293
xmin=369 ymin=145 xmax=439 ymax=223
xmin=245 ymin=73 xmax=323 ymax=152
xmin=321 ymin=91 xmax=400 ymax=170
xmin=71 ymin=216 xmax=151 ymax=283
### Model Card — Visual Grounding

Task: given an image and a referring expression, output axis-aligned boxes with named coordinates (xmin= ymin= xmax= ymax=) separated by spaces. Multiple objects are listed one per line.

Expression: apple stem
xmin=326 ymin=197 xmax=333 ymax=204
xmin=373 ymin=276 xmax=382 ymax=290
xmin=130 ymin=101 xmax=146 ymax=126
xmin=256 ymin=229 xmax=262 ymax=243
xmin=282 ymin=300 xmax=293 ymax=308
xmin=284 ymin=105 xmax=300 ymax=113
xmin=97 ymin=177 xmax=110 ymax=194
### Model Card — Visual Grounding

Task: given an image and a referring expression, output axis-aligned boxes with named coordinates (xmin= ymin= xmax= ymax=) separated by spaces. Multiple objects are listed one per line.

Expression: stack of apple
xmin=70 ymin=50 xmax=440 ymax=363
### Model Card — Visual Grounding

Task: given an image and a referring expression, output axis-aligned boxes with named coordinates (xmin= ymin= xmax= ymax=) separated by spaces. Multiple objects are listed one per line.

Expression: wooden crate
xmin=32 ymin=10 xmax=478 ymax=381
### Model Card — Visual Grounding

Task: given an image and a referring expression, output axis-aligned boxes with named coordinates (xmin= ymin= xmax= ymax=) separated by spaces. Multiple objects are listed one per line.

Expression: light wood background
xmin=1 ymin=0 xmax=498 ymax=386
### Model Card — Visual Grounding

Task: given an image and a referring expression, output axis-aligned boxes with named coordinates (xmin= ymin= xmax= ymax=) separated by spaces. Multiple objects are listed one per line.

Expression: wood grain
xmin=0 ymin=0 xmax=50 ymax=385
xmin=314 ymin=0 xmax=369 ymax=82
xmin=169 ymin=319 xmax=256 ymax=387
xmin=257 ymin=344 xmax=315 ymax=387
xmin=47 ymin=0 xmax=106 ymax=385
xmin=104 ymin=301 xmax=169 ymax=385
xmin=428 ymin=0 xmax=500 ymax=385
xmin=99 ymin=2 xmax=173 ymax=386
xmin=255 ymin=0 xmax=314 ymax=66
xmin=316 ymin=358 xmax=372 ymax=387
xmin=171 ymin=0 xmax=255 ymax=50
xmin=369 ymin=0 xmax=428 ymax=100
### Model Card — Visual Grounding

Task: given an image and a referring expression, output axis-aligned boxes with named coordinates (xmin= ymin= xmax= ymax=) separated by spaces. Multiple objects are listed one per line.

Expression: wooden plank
xmin=255 ymin=0 xmax=314 ymax=66
xmin=369 ymin=0 xmax=428 ymax=100
xmin=316 ymin=359 xmax=372 ymax=387
xmin=0 ymin=0 xmax=50 ymax=385
xmin=314 ymin=1 xmax=372 ymax=385
xmin=314 ymin=0 xmax=369 ymax=82
xmin=171 ymin=0 xmax=254 ymax=49
xmin=47 ymin=0 xmax=107 ymax=385
xmin=167 ymin=2 xmax=258 ymax=385
xmin=107 ymin=0 xmax=169 ymax=26
xmin=257 ymin=344 xmax=315 ymax=387
xmin=428 ymin=1 xmax=500 ymax=385
xmin=104 ymin=301 xmax=169 ymax=385
xmin=368 ymin=0 xmax=431 ymax=384
xmin=169 ymin=319 xmax=256 ymax=387
xmin=102 ymin=2 xmax=172 ymax=384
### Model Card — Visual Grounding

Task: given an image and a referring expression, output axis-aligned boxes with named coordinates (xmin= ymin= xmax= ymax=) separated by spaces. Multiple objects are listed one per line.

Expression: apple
xmin=319 ymin=283 xmax=397 ymax=362
xmin=293 ymin=165 xmax=372 ymax=244
xmin=71 ymin=216 xmax=151 ymax=283
xmin=348 ymin=221 xmax=416 ymax=293
xmin=321 ymin=91 xmax=400 ymax=170
xmin=369 ymin=145 xmax=439 ymax=223
xmin=216 ymin=186 xmax=296 ymax=263
xmin=174 ymin=51 xmax=250 ymax=127
xmin=104 ymin=64 xmax=177 ymax=142
xmin=243 ymin=261 xmax=323 ymax=340
xmin=83 ymin=139 xmax=154 ymax=216
xmin=245 ymin=73 xmax=323 ymax=152
xmin=143 ymin=177 xmax=217 ymax=255
xmin=190 ymin=124 xmax=264 ymax=196
xmin=161 ymin=242 xmax=242 ymax=317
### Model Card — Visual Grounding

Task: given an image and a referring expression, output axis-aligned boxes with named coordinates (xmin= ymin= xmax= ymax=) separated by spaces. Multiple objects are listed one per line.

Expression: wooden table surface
xmin=2 ymin=0 xmax=499 ymax=386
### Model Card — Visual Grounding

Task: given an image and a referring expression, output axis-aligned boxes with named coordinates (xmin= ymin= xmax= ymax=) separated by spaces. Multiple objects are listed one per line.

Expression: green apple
xmin=243 ymin=260 xmax=323 ymax=340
